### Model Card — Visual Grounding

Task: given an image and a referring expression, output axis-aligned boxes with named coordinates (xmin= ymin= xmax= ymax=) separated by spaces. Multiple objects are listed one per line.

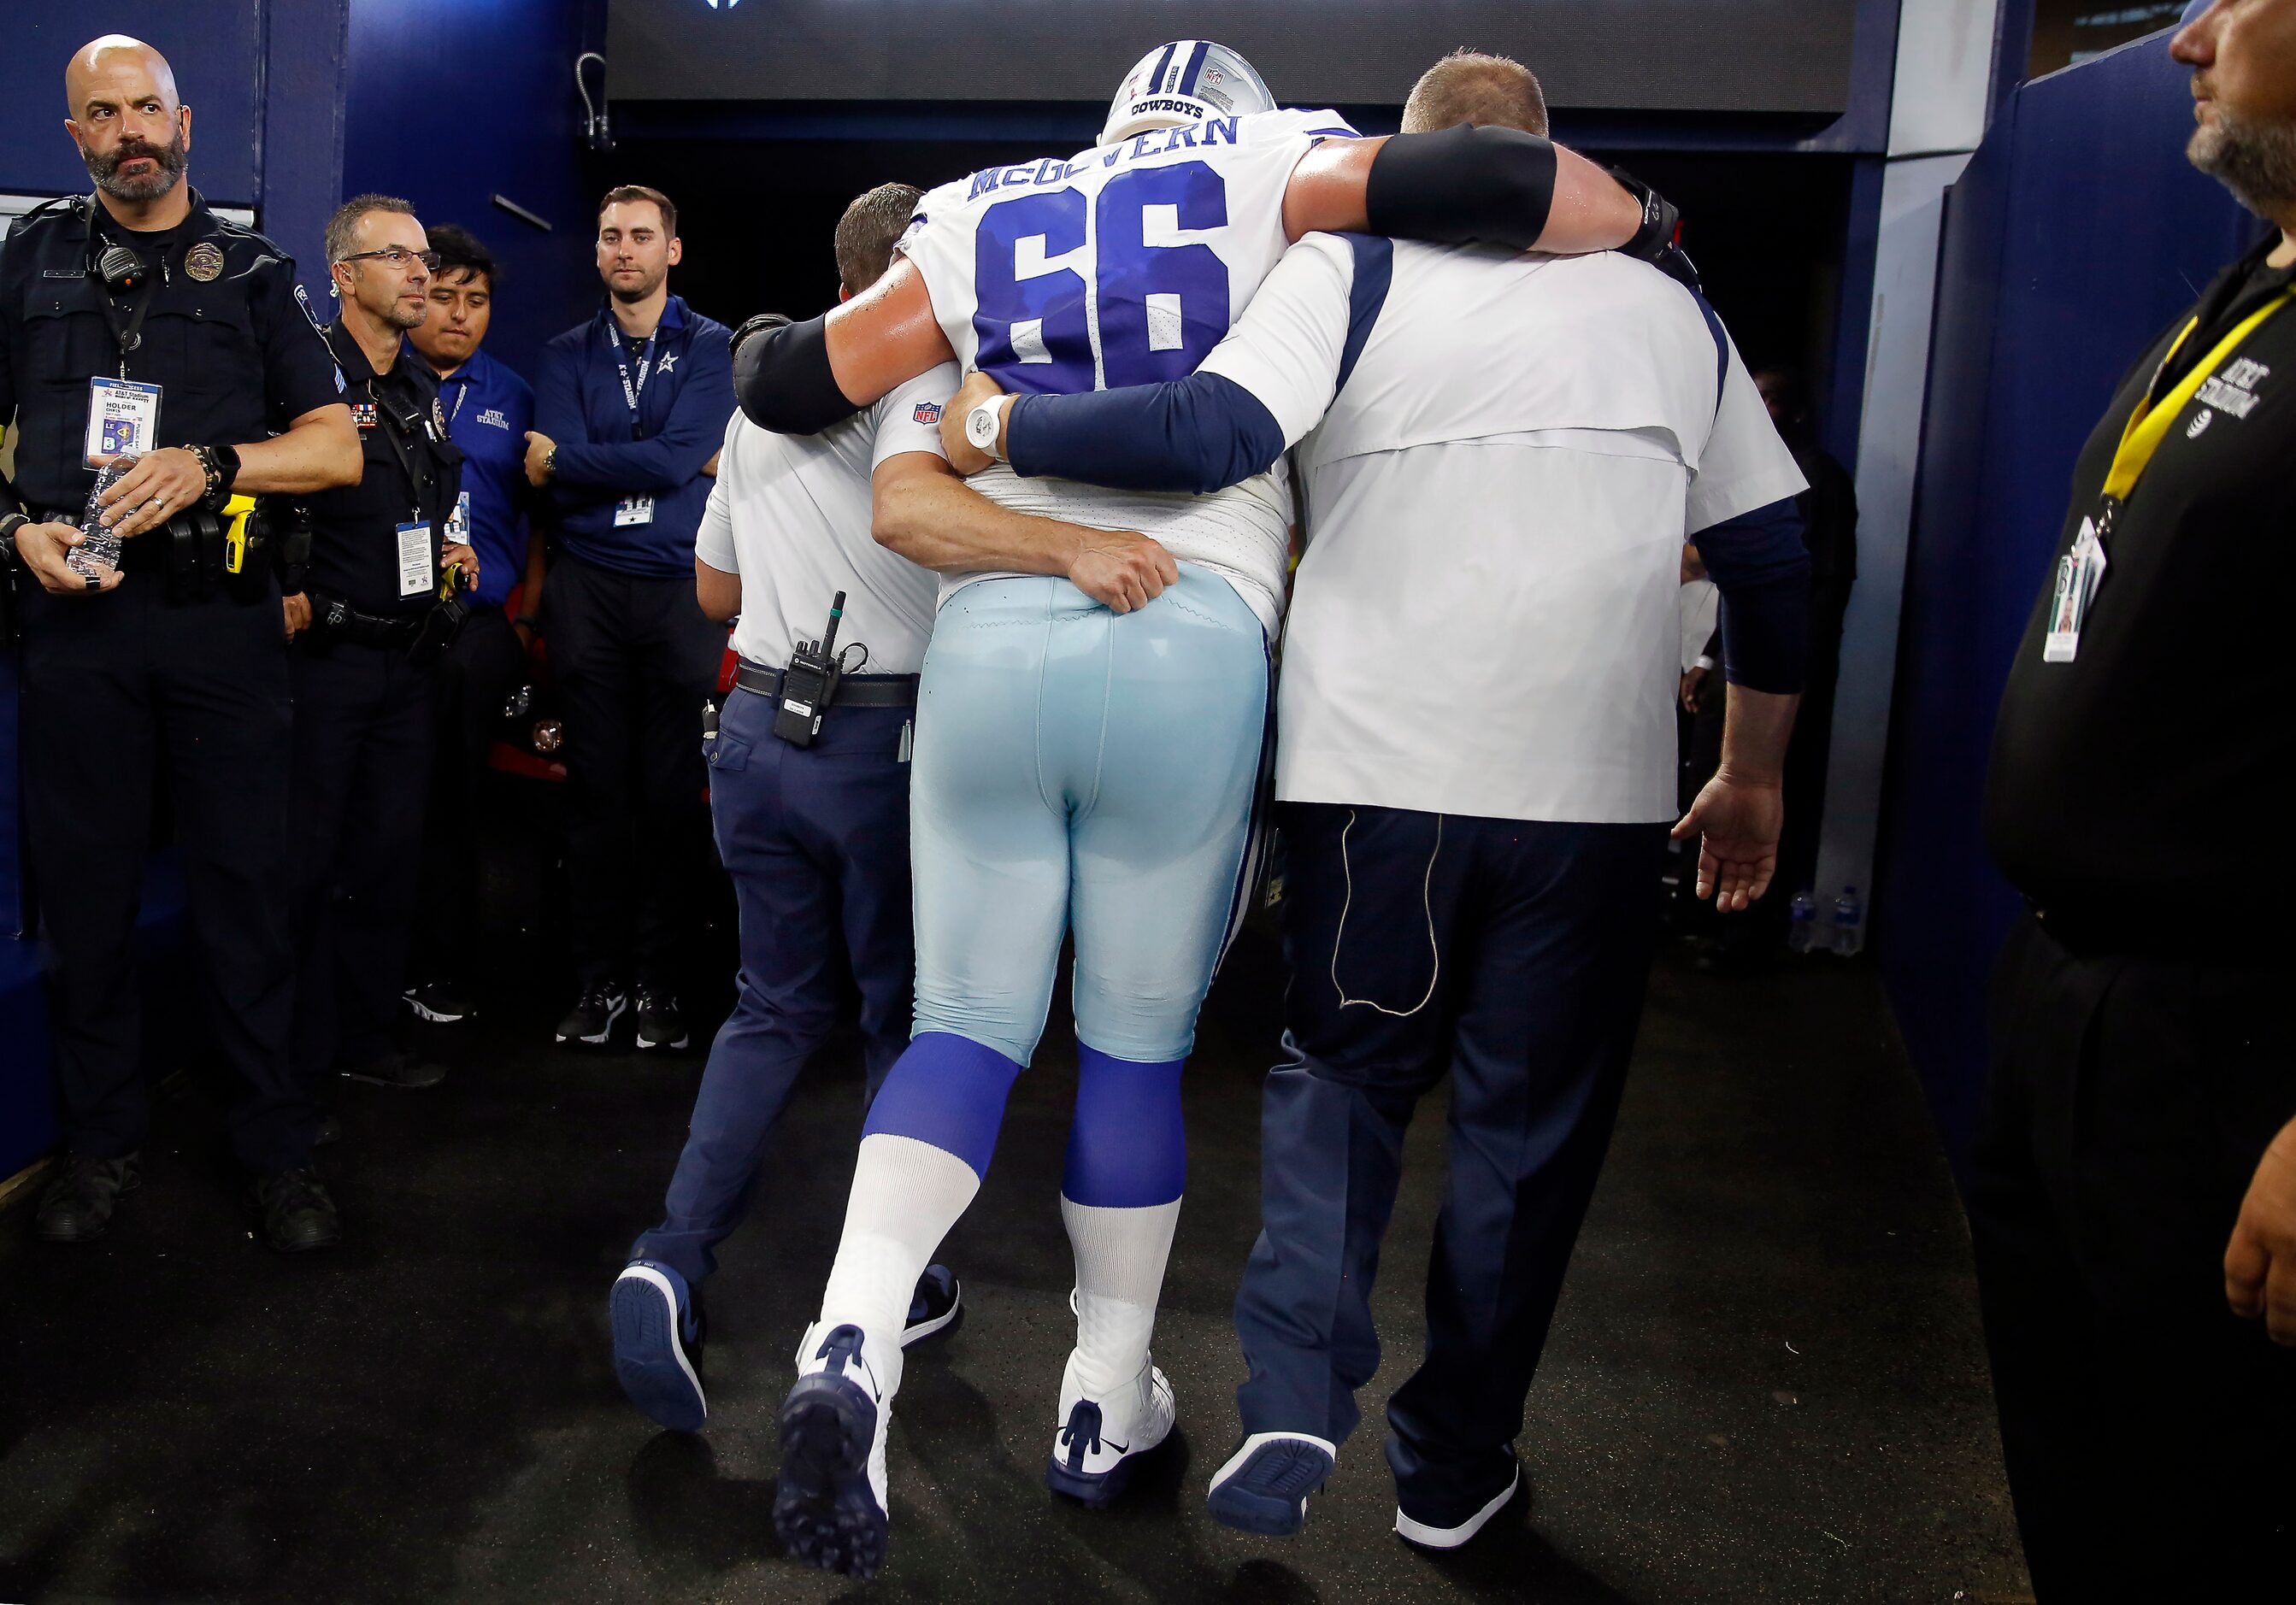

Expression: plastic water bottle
xmin=70 ymin=456 xmax=133 ymax=583
xmin=1831 ymin=886 xmax=1864 ymax=956
xmin=1787 ymin=890 xmax=1818 ymax=953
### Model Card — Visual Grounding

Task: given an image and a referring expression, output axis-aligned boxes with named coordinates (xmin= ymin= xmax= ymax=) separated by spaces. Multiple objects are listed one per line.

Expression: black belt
xmin=308 ymin=593 xmax=424 ymax=648
xmin=734 ymin=661 xmax=918 ymax=708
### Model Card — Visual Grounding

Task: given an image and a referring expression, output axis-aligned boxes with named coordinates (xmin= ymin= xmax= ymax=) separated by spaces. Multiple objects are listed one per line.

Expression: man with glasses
xmin=284 ymin=196 xmax=477 ymax=1133
xmin=526 ymin=185 xmax=735 ymax=1054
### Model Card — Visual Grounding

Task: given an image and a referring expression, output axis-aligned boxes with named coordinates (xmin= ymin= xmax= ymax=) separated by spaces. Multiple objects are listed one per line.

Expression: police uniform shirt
xmin=695 ymin=362 xmax=954 ymax=675
xmin=426 ymin=346 xmax=533 ymax=608
xmin=1194 ymin=235 xmax=1806 ymax=823
xmin=0 ymin=187 xmax=342 ymax=514
xmin=305 ymin=318 xmax=459 ymax=618
xmin=1986 ymin=232 xmax=2296 ymax=946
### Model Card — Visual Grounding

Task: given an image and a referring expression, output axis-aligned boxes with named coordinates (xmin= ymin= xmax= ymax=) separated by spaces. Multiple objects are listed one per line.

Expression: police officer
xmin=0 ymin=37 xmax=360 ymax=1249
xmin=284 ymin=196 xmax=472 ymax=1103
xmin=1973 ymin=5 xmax=2296 ymax=1598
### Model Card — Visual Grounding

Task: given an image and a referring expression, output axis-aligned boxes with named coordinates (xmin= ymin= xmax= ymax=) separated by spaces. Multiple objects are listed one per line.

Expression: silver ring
xmin=149 ymin=497 xmax=166 ymax=511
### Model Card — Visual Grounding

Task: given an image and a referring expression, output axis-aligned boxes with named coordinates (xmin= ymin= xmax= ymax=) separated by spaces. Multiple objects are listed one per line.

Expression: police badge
xmin=185 ymin=242 xmax=225 ymax=282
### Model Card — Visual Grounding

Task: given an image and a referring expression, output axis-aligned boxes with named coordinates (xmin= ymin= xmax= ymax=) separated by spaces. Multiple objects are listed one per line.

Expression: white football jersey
xmin=897 ymin=105 xmax=1357 ymax=632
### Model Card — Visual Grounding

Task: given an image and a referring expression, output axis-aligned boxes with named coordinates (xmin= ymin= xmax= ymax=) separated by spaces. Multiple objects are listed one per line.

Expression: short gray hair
xmin=326 ymin=194 xmax=417 ymax=264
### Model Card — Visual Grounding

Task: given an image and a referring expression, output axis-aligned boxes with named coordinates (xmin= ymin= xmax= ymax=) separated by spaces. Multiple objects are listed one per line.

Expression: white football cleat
xmin=774 ymin=1321 xmax=902 ymax=1579
xmin=1044 ymin=1349 xmax=1176 ymax=1507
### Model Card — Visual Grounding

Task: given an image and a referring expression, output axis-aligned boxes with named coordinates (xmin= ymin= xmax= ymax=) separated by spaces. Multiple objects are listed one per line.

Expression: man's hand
xmin=2228 ymin=1118 xmax=2296 ymax=1345
xmin=13 ymin=520 xmax=122 ymax=595
xmin=1069 ymin=529 xmax=1178 ymax=614
xmin=1671 ymin=770 xmax=1784 ymax=914
xmin=97 ymin=447 xmax=206 ymax=539
xmin=700 ymin=450 xmax=721 ymax=479
xmin=522 ymin=432 xmax=556 ymax=487
xmin=440 ymin=542 xmax=480 ymax=590
xmin=283 ymin=591 xmax=311 ymax=639
xmin=1680 ymin=665 xmax=1710 ymax=714
xmin=940 ymin=369 xmax=1008 ymax=476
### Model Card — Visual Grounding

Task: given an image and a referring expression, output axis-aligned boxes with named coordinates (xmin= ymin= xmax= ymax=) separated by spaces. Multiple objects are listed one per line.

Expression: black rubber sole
xmin=774 ymin=1376 xmax=887 ymax=1579
xmin=1045 ymin=1432 xmax=1168 ymax=1509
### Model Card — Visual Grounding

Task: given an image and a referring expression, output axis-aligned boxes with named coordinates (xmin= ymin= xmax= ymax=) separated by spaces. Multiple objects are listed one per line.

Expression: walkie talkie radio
xmin=774 ymin=591 xmax=846 ymax=748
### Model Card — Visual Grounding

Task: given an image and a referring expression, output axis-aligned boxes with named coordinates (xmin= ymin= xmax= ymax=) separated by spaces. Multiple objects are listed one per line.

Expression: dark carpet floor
xmin=0 ymin=938 xmax=2031 ymax=1604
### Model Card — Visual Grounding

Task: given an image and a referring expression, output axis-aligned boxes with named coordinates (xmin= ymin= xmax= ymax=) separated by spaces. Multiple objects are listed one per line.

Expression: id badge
xmin=397 ymin=519 xmax=433 ymax=598
xmin=445 ymin=490 xmax=473 ymax=545
xmin=2042 ymin=518 xmax=2110 ymax=663
xmin=613 ymin=494 xmax=656 ymax=528
xmin=85 ymin=376 xmax=162 ymax=467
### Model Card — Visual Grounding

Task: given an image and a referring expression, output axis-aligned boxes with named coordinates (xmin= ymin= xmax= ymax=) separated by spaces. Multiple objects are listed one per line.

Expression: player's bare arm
xmin=869 ymin=450 xmax=1178 ymax=614
xmin=1283 ymin=130 xmax=1650 ymax=253
xmin=739 ymin=132 xmax=1669 ymax=440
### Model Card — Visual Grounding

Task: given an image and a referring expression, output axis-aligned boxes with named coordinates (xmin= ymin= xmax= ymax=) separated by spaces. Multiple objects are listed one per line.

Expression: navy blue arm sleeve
xmin=1698 ymin=497 xmax=1810 ymax=694
xmin=1004 ymin=373 xmax=1287 ymax=494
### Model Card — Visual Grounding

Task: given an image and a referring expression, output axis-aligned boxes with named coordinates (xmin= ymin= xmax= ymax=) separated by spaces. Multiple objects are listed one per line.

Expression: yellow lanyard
xmin=2101 ymin=290 xmax=2292 ymax=510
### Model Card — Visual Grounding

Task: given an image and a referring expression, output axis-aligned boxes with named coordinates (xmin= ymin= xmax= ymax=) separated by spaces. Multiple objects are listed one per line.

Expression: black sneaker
xmin=403 ymin=980 xmax=472 ymax=1024
xmin=251 ymin=1167 xmax=342 ymax=1253
xmin=556 ymin=983 xmax=627 ymax=1046
xmin=35 ymin=1154 xmax=141 ymax=1243
xmin=633 ymin=985 xmax=689 ymax=1051
xmin=902 ymin=1264 xmax=963 ymax=1346
xmin=339 ymin=1052 xmax=446 ymax=1089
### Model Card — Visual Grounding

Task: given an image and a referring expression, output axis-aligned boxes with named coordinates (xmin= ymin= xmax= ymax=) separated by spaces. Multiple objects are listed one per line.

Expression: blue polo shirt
xmin=532 ymin=295 xmax=735 ymax=579
xmin=421 ymin=346 xmax=534 ymax=607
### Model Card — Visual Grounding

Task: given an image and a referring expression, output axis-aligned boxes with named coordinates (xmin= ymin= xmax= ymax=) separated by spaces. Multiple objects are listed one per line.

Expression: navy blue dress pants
xmin=630 ymin=684 xmax=915 ymax=1287
xmin=1234 ymin=802 xmax=1666 ymax=1518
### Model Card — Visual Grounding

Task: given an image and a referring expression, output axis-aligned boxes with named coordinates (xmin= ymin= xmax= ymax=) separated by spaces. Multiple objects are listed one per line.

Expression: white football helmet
xmin=1100 ymin=40 xmax=1276 ymax=146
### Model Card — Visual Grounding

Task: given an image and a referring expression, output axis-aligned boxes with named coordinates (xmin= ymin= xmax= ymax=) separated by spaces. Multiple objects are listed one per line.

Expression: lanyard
xmin=609 ymin=323 xmax=660 ymax=438
xmin=2097 ymin=289 xmax=2292 ymax=535
xmin=446 ymin=376 xmax=468 ymax=426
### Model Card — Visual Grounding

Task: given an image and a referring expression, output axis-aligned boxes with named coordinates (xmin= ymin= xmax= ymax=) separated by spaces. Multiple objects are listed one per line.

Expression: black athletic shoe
xmin=633 ymin=985 xmax=689 ymax=1051
xmin=902 ymin=1264 xmax=963 ymax=1346
xmin=556 ymin=983 xmax=627 ymax=1046
xmin=339 ymin=1052 xmax=446 ymax=1089
xmin=403 ymin=980 xmax=472 ymax=1024
xmin=35 ymin=1154 xmax=141 ymax=1243
xmin=251 ymin=1167 xmax=342 ymax=1253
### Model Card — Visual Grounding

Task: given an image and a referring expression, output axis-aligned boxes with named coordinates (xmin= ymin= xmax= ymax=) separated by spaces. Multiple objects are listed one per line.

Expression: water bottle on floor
xmin=1787 ymin=890 xmax=1818 ymax=953
xmin=1831 ymin=886 xmax=1864 ymax=956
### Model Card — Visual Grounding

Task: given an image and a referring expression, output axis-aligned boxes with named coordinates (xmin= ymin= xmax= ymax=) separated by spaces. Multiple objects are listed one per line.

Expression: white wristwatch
xmin=964 ymin=393 xmax=1010 ymax=461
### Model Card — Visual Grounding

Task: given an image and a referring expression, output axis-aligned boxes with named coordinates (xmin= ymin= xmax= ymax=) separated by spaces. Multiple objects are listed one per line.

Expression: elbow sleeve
xmin=733 ymin=314 xmax=862 ymax=436
xmin=1700 ymin=498 xmax=1813 ymax=694
xmin=1365 ymin=124 xmax=1557 ymax=252
xmin=1006 ymin=373 xmax=1286 ymax=494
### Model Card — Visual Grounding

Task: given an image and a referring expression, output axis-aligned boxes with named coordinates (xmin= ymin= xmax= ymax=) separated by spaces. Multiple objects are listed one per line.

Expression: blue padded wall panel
xmin=1877 ymin=32 xmax=2255 ymax=1168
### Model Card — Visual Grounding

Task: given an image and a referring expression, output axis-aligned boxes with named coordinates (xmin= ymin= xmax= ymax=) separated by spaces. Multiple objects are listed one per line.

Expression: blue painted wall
xmin=1876 ymin=30 xmax=2255 ymax=1167
xmin=340 ymin=0 xmax=609 ymax=377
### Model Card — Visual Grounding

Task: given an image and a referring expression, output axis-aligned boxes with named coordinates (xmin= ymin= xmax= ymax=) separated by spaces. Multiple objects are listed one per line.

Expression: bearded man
xmin=1971 ymin=2 xmax=2296 ymax=1596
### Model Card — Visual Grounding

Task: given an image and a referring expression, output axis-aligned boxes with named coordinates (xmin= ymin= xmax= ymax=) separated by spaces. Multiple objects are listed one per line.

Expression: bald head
xmin=67 ymin=36 xmax=179 ymax=113
xmin=64 ymin=36 xmax=191 ymax=208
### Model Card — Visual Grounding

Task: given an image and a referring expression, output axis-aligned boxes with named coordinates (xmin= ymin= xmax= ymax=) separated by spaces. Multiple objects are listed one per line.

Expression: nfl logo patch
xmin=914 ymin=402 xmax=942 ymax=425
xmin=351 ymin=401 xmax=378 ymax=429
